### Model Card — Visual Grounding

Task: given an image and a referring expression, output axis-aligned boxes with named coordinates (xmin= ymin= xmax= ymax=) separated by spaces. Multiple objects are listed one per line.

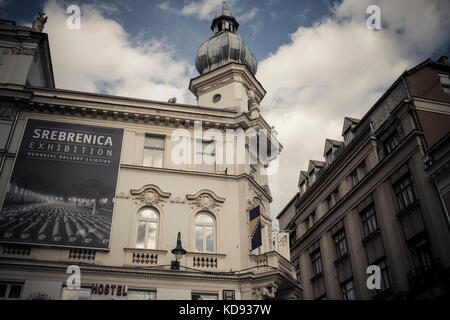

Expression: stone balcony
xmin=249 ymin=251 xmax=297 ymax=279
xmin=185 ymin=252 xmax=226 ymax=271
xmin=123 ymin=247 xmax=168 ymax=267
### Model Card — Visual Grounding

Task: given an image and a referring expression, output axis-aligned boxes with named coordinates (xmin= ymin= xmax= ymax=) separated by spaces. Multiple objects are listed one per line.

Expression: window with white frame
xmin=195 ymin=212 xmax=215 ymax=253
xmin=136 ymin=207 xmax=159 ymax=249
xmin=143 ymin=135 xmax=165 ymax=168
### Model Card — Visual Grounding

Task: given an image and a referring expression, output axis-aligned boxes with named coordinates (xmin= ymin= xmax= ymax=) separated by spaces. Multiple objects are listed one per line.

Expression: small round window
xmin=213 ymin=94 xmax=221 ymax=103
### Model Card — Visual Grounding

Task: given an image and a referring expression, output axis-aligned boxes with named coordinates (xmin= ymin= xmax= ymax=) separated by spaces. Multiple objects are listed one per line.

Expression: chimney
xmin=437 ymin=56 xmax=448 ymax=64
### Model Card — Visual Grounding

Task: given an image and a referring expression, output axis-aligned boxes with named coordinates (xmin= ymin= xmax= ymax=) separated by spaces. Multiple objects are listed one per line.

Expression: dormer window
xmin=309 ymin=171 xmax=316 ymax=185
xmin=326 ymin=149 xmax=336 ymax=164
xmin=384 ymin=132 xmax=399 ymax=155
xmin=344 ymin=129 xmax=354 ymax=144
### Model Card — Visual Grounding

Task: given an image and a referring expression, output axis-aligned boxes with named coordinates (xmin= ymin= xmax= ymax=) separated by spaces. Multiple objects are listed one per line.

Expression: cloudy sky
xmin=1 ymin=0 xmax=449 ymax=225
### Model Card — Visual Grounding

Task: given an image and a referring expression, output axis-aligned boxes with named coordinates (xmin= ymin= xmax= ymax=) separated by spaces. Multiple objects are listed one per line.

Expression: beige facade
xmin=278 ymin=56 xmax=450 ymax=300
xmin=0 ymin=12 xmax=301 ymax=300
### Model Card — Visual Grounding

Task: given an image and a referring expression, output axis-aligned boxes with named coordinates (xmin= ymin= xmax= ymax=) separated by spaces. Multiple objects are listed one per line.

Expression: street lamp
xmin=171 ymin=232 xmax=186 ymax=270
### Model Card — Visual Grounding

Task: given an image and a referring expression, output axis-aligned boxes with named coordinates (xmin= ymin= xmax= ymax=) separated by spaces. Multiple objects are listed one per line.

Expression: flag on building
xmin=249 ymin=206 xmax=262 ymax=251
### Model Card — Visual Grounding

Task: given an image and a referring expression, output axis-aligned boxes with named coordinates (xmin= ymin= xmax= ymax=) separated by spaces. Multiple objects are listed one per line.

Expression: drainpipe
xmin=0 ymin=106 xmax=20 ymax=176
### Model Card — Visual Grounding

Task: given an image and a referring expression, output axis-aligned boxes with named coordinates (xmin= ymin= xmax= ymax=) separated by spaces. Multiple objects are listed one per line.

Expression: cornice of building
xmin=0 ymin=259 xmax=296 ymax=285
xmin=0 ymin=84 xmax=274 ymax=135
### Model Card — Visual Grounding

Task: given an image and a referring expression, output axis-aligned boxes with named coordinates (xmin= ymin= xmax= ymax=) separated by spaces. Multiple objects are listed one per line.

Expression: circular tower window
xmin=213 ymin=94 xmax=221 ymax=103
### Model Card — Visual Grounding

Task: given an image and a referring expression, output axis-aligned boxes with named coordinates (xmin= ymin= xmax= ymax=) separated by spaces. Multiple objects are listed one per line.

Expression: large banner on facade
xmin=0 ymin=119 xmax=123 ymax=249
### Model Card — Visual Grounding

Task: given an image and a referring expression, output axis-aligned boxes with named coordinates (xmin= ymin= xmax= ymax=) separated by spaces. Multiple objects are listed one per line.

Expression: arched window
xmin=136 ymin=207 xmax=159 ymax=249
xmin=195 ymin=212 xmax=215 ymax=253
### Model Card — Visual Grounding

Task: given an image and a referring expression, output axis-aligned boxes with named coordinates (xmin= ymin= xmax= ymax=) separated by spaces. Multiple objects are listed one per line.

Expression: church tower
xmin=189 ymin=2 xmax=266 ymax=115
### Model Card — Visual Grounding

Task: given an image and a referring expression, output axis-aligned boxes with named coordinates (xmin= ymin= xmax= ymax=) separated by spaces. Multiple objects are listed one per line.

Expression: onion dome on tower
xmin=195 ymin=1 xmax=258 ymax=75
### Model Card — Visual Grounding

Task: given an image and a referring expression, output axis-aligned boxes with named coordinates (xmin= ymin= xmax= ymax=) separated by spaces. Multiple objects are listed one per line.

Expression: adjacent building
xmin=0 ymin=5 xmax=301 ymax=300
xmin=278 ymin=56 xmax=450 ymax=300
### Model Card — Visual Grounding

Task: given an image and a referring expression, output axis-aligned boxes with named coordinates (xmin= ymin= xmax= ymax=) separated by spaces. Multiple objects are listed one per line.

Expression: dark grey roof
xmin=195 ymin=2 xmax=257 ymax=75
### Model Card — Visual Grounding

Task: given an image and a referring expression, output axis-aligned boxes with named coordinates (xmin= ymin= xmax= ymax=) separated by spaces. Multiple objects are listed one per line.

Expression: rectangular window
xmin=409 ymin=234 xmax=432 ymax=271
xmin=0 ymin=282 xmax=23 ymax=300
xmin=304 ymin=217 xmax=310 ymax=230
xmin=393 ymin=174 xmax=417 ymax=211
xmin=290 ymin=225 xmax=297 ymax=246
xmin=360 ymin=205 xmax=379 ymax=237
xmin=326 ymin=150 xmax=335 ymax=164
xmin=299 ymin=182 xmax=306 ymax=195
xmin=376 ymin=258 xmax=393 ymax=291
xmin=351 ymin=169 xmax=359 ymax=186
xmin=196 ymin=140 xmax=216 ymax=172
xmin=143 ymin=135 xmax=165 ymax=168
xmin=309 ymin=172 xmax=316 ymax=186
xmin=311 ymin=249 xmax=323 ymax=276
xmin=192 ymin=293 xmax=219 ymax=300
xmin=334 ymin=229 xmax=348 ymax=259
xmin=333 ymin=187 xmax=340 ymax=203
xmin=326 ymin=195 xmax=333 ymax=210
xmin=127 ymin=290 xmax=157 ymax=300
xmin=296 ymin=266 xmax=302 ymax=284
xmin=384 ymin=133 xmax=399 ymax=155
xmin=341 ymin=279 xmax=356 ymax=300
xmin=344 ymin=129 xmax=354 ymax=144
xmin=439 ymin=74 xmax=450 ymax=94
xmin=310 ymin=211 xmax=317 ymax=224
xmin=359 ymin=161 xmax=368 ymax=177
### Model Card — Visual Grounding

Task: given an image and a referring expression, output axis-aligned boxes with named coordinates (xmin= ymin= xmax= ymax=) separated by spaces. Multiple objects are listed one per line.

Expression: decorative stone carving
xmin=246 ymin=189 xmax=264 ymax=211
xmin=130 ymin=184 xmax=171 ymax=208
xmin=32 ymin=12 xmax=47 ymax=32
xmin=253 ymin=286 xmax=277 ymax=300
xmin=186 ymin=189 xmax=225 ymax=211
xmin=0 ymin=103 xmax=17 ymax=120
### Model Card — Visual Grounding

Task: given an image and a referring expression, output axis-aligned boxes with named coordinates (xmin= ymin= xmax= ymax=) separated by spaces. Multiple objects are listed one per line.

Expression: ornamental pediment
xmin=130 ymin=184 xmax=171 ymax=207
xmin=186 ymin=189 xmax=225 ymax=211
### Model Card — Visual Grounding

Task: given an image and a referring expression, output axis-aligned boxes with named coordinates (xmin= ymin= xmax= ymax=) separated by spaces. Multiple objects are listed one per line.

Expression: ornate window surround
xmin=186 ymin=189 xmax=225 ymax=253
xmin=129 ymin=184 xmax=171 ymax=249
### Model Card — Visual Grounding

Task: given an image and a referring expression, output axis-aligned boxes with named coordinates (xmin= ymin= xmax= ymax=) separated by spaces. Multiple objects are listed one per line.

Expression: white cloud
xmin=39 ymin=0 xmax=450 ymax=226
xmin=43 ymin=0 xmax=195 ymax=103
xmin=258 ymin=0 xmax=450 ymax=220
xmin=157 ymin=0 xmax=258 ymax=23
